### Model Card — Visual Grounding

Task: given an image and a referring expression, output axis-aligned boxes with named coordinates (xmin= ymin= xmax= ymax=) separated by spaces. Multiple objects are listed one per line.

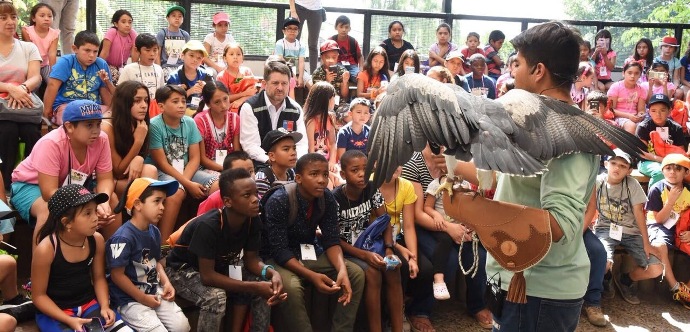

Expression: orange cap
xmin=125 ymin=178 xmax=179 ymax=212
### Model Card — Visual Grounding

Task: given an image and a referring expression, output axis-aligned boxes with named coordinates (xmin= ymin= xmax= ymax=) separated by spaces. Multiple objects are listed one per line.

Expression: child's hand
xmin=342 ymin=71 xmax=350 ymax=83
xmin=335 ymin=269 xmax=352 ymax=306
xmin=268 ymin=272 xmax=287 ymax=306
xmin=668 ymin=185 xmax=683 ymax=204
xmin=100 ymin=308 xmax=116 ymax=327
xmin=97 ymin=69 xmax=110 ymax=83
xmin=7 ymin=85 xmax=33 ymax=109
xmin=297 ymin=76 xmax=304 ymax=87
xmin=310 ymin=273 xmax=340 ymax=295
xmin=140 ymin=294 xmax=162 ymax=308
xmin=188 ymin=82 xmax=203 ymax=95
xmin=325 ymin=69 xmax=337 ymax=82
xmin=133 ymin=120 xmax=148 ymax=143
xmin=364 ymin=251 xmax=386 ymax=269
xmin=162 ymin=283 xmax=175 ymax=301
xmin=680 ymin=231 xmax=690 ymax=243
xmin=68 ymin=317 xmax=92 ymax=331
xmin=408 ymin=258 xmax=419 ymax=279
xmin=433 ymin=216 xmax=446 ymax=231
xmin=254 ymin=281 xmax=276 ymax=299
xmin=126 ymin=156 xmax=145 ymax=181
xmin=185 ymin=182 xmax=207 ymax=200
xmin=96 ymin=202 xmax=115 ymax=228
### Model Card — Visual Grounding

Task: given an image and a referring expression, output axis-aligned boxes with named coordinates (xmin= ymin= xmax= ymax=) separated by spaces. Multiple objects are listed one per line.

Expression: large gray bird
xmin=365 ymin=74 xmax=647 ymax=192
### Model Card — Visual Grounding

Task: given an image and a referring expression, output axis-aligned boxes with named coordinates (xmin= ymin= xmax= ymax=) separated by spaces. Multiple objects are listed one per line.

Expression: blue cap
xmin=62 ymin=100 xmax=105 ymax=123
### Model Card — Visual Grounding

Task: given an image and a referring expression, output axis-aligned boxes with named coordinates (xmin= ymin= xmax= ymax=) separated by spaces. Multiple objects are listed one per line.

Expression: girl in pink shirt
xmin=607 ymin=61 xmax=647 ymax=134
xmin=99 ymin=10 xmax=139 ymax=83
xmin=194 ymin=80 xmax=241 ymax=173
xmin=11 ymin=100 xmax=115 ymax=248
xmin=21 ymin=3 xmax=59 ymax=95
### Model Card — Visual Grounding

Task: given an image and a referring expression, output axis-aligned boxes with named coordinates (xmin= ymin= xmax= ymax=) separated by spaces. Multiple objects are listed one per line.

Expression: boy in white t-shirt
xmin=118 ymin=33 xmax=166 ymax=100
xmin=274 ymin=17 xmax=306 ymax=87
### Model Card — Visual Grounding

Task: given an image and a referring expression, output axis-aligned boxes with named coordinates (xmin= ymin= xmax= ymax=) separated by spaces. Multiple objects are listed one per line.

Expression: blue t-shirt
xmin=655 ymin=55 xmax=681 ymax=81
xmin=155 ymin=28 xmax=190 ymax=68
xmin=336 ymin=122 xmax=369 ymax=153
xmin=147 ymin=114 xmax=202 ymax=166
xmin=106 ymin=221 xmax=162 ymax=307
xmin=681 ymin=56 xmax=690 ymax=82
xmin=49 ymin=54 xmax=109 ymax=109
xmin=166 ymin=67 xmax=209 ymax=108
xmin=464 ymin=74 xmax=497 ymax=100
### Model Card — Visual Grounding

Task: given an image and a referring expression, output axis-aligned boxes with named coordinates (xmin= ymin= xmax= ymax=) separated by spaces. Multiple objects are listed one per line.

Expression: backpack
xmin=330 ymin=35 xmax=358 ymax=63
xmin=260 ymin=182 xmax=325 ymax=226
xmin=166 ymin=208 xmax=226 ymax=248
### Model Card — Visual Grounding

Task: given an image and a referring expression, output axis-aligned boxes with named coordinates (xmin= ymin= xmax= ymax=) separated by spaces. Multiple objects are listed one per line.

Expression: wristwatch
xmin=385 ymin=243 xmax=394 ymax=250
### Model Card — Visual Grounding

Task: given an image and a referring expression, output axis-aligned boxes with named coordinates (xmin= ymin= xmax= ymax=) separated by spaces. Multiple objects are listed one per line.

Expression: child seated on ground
xmin=118 ymin=33 xmax=166 ymax=101
xmin=304 ymin=82 xmax=339 ymax=181
xmin=197 ymin=151 xmax=254 ymax=215
xmin=336 ymin=98 xmax=371 ymax=160
xmin=636 ymin=94 xmax=687 ymax=188
xmin=333 ymin=150 xmax=403 ymax=332
xmin=261 ymin=153 xmax=365 ymax=332
xmin=330 ymin=15 xmax=363 ymax=83
xmin=428 ymin=23 xmax=457 ymax=68
xmin=255 ymin=128 xmax=301 ymax=197
xmin=147 ymin=85 xmax=219 ymax=242
xmin=642 ymin=61 xmax=676 ymax=101
xmin=166 ymin=40 xmax=211 ymax=114
xmin=608 ymin=61 xmax=647 ymax=134
xmin=11 ymin=100 xmax=115 ymax=248
xmin=43 ymin=30 xmax=115 ymax=125
xmin=592 ymin=149 xmax=662 ymax=307
xmin=165 ymin=169 xmax=287 ymax=332
xmin=644 ymin=154 xmax=690 ymax=308
xmin=310 ymin=40 xmax=350 ymax=104
xmin=216 ymin=43 xmax=256 ymax=113
xmin=156 ymin=5 xmax=190 ymax=80
xmin=31 ymin=185 xmax=132 ymax=332
xmin=0 ymin=235 xmax=35 ymax=327
xmin=585 ymin=90 xmax=615 ymax=125
xmin=203 ymin=12 xmax=235 ymax=75
xmin=357 ymin=47 xmax=389 ymax=103
xmin=194 ymin=81 xmax=241 ymax=173
xmin=108 ymin=178 xmax=190 ymax=331
xmin=275 ymin=17 xmax=305 ymax=88
xmin=483 ymin=30 xmax=505 ymax=81
xmin=465 ymin=54 xmax=496 ymax=99
xmin=99 ymin=10 xmax=138 ymax=84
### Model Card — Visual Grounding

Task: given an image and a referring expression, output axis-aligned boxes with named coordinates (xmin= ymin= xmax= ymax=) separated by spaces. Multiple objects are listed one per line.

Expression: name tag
xmin=300 ymin=244 xmax=317 ymax=261
xmin=393 ymin=62 xmax=399 ymax=72
xmin=609 ymin=223 xmax=623 ymax=241
xmin=334 ymin=95 xmax=340 ymax=105
xmin=599 ymin=66 xmax=607 ymax=77
xmin=341 ymin=61 xmax=350 ymax=66
xmin=215 ymin=149 xmax=227 ymax=165
xmin=190 ymin=96 xmax=201 ymax=108
xmin=172 ymin=159 xmax=184 ymax=174
xmin=167 ymin=54 xmax=180 ymax=65
xmin=63 ymin=169 xmax=88 ymax=186
xmin=228 ymin=265 xmax=242 ymax=280
xmin=664 ymin=210 xmax=680 ymax=229
xmin=657 ymin=127 xmax=669 ymax=141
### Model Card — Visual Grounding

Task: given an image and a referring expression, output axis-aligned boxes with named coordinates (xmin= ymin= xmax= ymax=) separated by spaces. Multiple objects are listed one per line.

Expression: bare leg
xmin=230 ymin=304 xmax=248 ymax=332
xmin=0 ymin=255 xmax=18 ymax=300
xmin=385 ymin=269 xmax=404 ymax=332
xmin=30 ymin=198 xmax=50 ymax=252
xmin=365 ymin=267 xmax=383 ymax=332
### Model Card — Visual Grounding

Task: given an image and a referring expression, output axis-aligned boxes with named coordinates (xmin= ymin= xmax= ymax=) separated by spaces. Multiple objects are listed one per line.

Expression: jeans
xmin=268 ymin=255 xmax=364 ymax=332
xmin=583 ymin=228 xmax=606 ymax=307
xmin=0 ymin=121 xmax=40 ymax=190
xmin=294 ymin=4 xmax=323 ymax=73
xmin=40 ymin=0 xmax=79 ymax=54
xmin=492 ymin=296 xmax=583 ymax=332
xmin=415 ymin=226 xmax=488 ymax=315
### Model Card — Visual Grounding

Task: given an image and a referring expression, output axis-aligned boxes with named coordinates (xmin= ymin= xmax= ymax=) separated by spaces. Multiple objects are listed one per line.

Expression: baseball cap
xmin=48 ymin=184 xmax=109 ymax=220
xmin=213 ymin=12 xmax=230 ymax=25
xmin=262 ymin=128 xmax=303 ymax=152
xmin=166 ymin=5 xmax=185 ymax=17
xmin=661 ymin=154 xmax=690 ymax=170
xmin=182 ymin=40 xmax=208 ymax=57
xmin=124 ymin=178 xmax=179 ymax=213
xmin=660 ymin=36 xmax=679 ymax=47
xmin=446 ymin=50 xmax=465 ymax=61
xmin=283 ymin=17 xmax=300 ymax=29
xmin=607 ymin=148 xmax=632 ymax=165
xmin=320 ymin=40 xmax=339 ymax=55
xmin=648 ymin=93 xmax=672 ymax=108
xmin=62 ymin=100 xmax=105 ymax=123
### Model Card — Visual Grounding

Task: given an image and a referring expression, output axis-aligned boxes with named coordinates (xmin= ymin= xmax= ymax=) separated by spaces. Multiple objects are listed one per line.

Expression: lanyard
xmin=208 ymin=113 xmax=228 ymax=146
xmin=596 ymin=177 xmax=631 ymax=224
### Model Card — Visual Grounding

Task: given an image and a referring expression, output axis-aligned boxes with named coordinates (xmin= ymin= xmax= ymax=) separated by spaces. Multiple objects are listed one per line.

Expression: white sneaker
xmin=433 ymin=282 xmax=451 ymax=300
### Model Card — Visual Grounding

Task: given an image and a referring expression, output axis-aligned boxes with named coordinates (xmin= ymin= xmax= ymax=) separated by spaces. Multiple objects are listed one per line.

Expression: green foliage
xmin=16 ymin=0 xmax=40 ymax=27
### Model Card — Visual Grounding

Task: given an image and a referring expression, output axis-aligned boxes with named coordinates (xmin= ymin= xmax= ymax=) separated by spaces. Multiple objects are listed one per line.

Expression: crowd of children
xmin=2 ymin=0 xmax=690 ymax=331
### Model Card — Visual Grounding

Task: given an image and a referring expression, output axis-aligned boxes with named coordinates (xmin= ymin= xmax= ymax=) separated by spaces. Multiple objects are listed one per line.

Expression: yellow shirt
xmin=384 ymin=177 xmax=417 ymax=228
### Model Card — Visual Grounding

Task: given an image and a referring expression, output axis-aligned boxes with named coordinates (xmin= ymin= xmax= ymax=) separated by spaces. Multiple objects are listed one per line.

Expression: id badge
xmin=228 ymin=265 xmax=242 ymax=280
xmin=334 ymin=95 xmax=340 ymax=105
xmin=172 ymin=159 xmax=184 ymax=174
xmin=216 ymin=54 xmax=224 ymax=65
xmin=657 ymin=127 xmax=669 ymax=141
xmin=609 ymin=223 xmax=623 ymax=241
xmin=664 ymin=210 xmax=680 ymax=228
xmin=190 ymin=96 xmax=201 ymax=108
xmin=393 ymin=62 xmax=399 ymax=72
xmin=341 ymin=61 xmax=350 ymax=66
xmin=471 ymin=88 xmax=485 ymax=96
xmin=300 ymin=244 xmax=317 ymax=261
xmin=62 ymin=169 xmax=88 ymax=186
xmin=215 ymin=149 xmax=228 ymax=165
xmin=599 ymin=66 xmax=607 ymax=77
xmin=167 ymin=54 xmax=180 ymax=65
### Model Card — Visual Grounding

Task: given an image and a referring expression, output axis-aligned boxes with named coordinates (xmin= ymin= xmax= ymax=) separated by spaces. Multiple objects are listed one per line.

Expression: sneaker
xmin=602 ymin=275 xmax=615 ymax=299
xmin=582 ymin=305 xmax=607 ymax=327
xmin=672 ymin=282 xmax=690 ymax=309
xmin=433 ymin=282 xmax=451 ymax=300
xmin=613 ymin=274 xmax=640 ymax=305
xmin=0 ymin=295 xmax=36 ymax=323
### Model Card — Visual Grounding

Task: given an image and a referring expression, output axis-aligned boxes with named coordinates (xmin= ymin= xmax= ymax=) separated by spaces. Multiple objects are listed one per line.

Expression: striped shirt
xmin=402 ymin=152 xmax=434 ymax=192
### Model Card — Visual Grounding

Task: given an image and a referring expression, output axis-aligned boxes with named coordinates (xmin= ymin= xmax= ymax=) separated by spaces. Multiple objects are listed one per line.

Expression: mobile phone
xmin=589 ymin=100 xmax=600 ymax=110
xmin=648 ymin=71 xmax=667 ymax=81
xmin=83 ymin=318 xmax=105 ymax=332
xmin=405 ymin=66 xmax=415 ymax=74
xmin=328 ymin=65 xmax=338 ymax=72
xmin=596 ymin=38 xmax=609 ymax=50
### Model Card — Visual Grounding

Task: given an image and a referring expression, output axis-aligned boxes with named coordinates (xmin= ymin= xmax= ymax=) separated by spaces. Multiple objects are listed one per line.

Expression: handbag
xmin=0 ymin=93 xmax=43 ymax=124
xmin=353 ymin=214 xmax=390 ymax=256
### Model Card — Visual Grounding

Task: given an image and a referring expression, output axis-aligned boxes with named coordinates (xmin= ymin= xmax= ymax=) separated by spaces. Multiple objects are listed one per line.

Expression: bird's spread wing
xmin=365 ymin=74 xmax=646 ymax=188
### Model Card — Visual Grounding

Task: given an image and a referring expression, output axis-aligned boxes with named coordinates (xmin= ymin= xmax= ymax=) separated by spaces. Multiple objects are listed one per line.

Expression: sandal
xmin=433 ymin=282 xmax=451 ymax=300
xmin=473 ymin=308 xmax=494 ymax=329
xmin=408 ymin=315 xmax=436 ymax=332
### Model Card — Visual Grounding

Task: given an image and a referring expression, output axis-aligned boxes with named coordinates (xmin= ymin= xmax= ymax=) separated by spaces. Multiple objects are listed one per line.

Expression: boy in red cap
xmin=308 ymin=40 xmax=350 ymax=104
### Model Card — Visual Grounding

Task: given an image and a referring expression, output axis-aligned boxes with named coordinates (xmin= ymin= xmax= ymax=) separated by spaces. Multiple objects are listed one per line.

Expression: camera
xmin=328 ymin=65 xmax=338 ymax=73
xmin=589 ymin=100 xmax=600 ymax=110
xmin=83 ymin=318 xmax=105 ymax=332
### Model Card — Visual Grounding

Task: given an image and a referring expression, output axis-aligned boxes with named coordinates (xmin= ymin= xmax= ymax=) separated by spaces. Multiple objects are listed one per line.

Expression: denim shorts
xmin=647 ymin=223 xmax=676 ymax=247
xmin=594 ymin=228 xmax=662 ymax=267
xmin=158 ymin=169 xmax=218 ymax=192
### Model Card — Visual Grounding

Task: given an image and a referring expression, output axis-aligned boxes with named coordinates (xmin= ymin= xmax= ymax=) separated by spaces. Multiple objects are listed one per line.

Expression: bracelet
xmin=385 ymin=243 xmax=394 ymax=250
xmin=261 ymin=264 xmax=274 ymax=281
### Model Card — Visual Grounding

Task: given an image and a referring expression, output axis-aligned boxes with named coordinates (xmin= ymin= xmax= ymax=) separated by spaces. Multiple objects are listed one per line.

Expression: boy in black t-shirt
xmin=255 ymin=128 xmax=302 ymax=197
xmin=165 ymin=169 xmax=286 ymax=332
